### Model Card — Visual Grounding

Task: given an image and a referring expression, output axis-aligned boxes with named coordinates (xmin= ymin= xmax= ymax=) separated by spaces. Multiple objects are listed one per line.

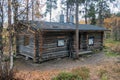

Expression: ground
xmin=14 ymin=52 xmax=120 ymax=80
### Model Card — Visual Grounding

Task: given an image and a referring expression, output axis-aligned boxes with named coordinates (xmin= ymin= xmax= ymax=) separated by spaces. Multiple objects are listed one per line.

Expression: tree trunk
xmin=75 ymin=0 xmax=79 ymax=58
xmin=13 ymin=0 xmax=19 ymax=55
xmin=0 ymin=0 xmax=4 ymax=55
xmin=50 ymin=9 xmax=52 ymax=22
xmin=32 ymin=0 xmax=34 ymax=20
xmin=85 ymin=1 xmax=88 ymax=24
xmin=66 ymin=3 xmax=69 ymax=23
xmin=26 ymin=0 xmax=29 ymax=21
xmin=50 ymin=0 xmax=52 ymax=22
xmin=98 ymin=0 xmax=103 ymax=26
xmin=8 ymin=0 xmax=13 ymax=70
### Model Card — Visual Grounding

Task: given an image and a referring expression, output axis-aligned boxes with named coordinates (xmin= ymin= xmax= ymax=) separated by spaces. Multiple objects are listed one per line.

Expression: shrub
xmin=72 ymin=67 xmax=90 ymax=80
xmin=0 ymin=62 xmax=19 ymax=80
xmin=52 ymin=72 xmax=82 ymax=80
xmin=111 ymin=44 xmax=120 ymax=54
xmin=101 ymin=74 xmax=108 ymax=80
xmin=105 ymin=49 xmax=119 ymax=57
xmin=98 ymin=69 xmax=108 ymax=80
xmin=105 ymin=39 xmax=120 ymax=55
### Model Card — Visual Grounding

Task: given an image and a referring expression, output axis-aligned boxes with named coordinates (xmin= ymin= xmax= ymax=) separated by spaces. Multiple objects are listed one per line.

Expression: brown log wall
xmin=86 ymin=32 xmax=103 ymax=50
xmin=18 ymin=31 xmax=104 ymax=62
xmin=40 ymin=32 xmax=71 ymax=60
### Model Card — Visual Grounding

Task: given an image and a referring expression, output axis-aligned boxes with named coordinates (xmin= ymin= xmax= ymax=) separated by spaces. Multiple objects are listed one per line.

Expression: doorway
xmin=79 ymin=32 xmax=87 ymax=51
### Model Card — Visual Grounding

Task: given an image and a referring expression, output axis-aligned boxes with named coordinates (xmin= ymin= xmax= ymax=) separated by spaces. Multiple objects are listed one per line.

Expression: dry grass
xmin=104 ymin=39 xmax=120 ymax=57
xmin=13 ymin=61 xmax=120 ymax=80
xmin=15 ymin=70 xmax=60 ymax=80
xmin=72 ymin=67 xmax=90 ymax=80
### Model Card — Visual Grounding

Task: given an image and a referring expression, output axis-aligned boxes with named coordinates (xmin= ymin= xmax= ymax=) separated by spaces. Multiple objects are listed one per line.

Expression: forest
xmin=0 ymin=0 xmax=120 ymax=80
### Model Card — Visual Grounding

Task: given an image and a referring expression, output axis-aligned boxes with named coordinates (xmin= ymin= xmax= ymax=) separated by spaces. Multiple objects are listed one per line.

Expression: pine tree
xmin=45 ymin=0 xmax=57 ymax=22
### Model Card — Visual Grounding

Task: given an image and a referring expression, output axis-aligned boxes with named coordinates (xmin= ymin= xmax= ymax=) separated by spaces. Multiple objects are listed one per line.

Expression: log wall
xmin=19 ymin=35 xmax=34 ymax=58
xmin=41 ymin=32 xmax=71 ymax=60
xmin=18 ymin=31 xmax=104 ymax=61
xmin=85 ymin=32 xmax=103 ymax=50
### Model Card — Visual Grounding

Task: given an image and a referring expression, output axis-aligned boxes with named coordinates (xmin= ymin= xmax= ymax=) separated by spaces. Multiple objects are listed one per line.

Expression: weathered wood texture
xmin=18 ymin=30 xmax=104 ymax=62
xmin=40 ymin=32 xmax=71 ymax=61
xmin=79 ymin=32 xmax=103 ymax=51
xmin=87 ymin=32 xmax=103 ymax=50
xmin=39 ymin=31 xmax=104 ymax=61
xmin=19 ymin=35 xmax=34 ymax=58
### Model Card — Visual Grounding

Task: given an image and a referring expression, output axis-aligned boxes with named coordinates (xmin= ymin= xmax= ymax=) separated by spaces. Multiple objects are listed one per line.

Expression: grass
xmin=72 ymin=67 xmax=90 ymax=80
xmin=104 ymin=39 xmax=120 ymax=57
xmin=105 ymin=50 xmax=119 ymax=57
xmin=98 ymin=69 xmax=108 ymax=80
xmin=52 ymin=72 xmax=82 ymax=80
xmin=104 ymin=39 xmax=120 ymax=48
xmin=104 ymin=48 xmax=119 ymax=57
xmin=104 ymin=39 xmax=120 ymax=45
xmin=52 ymin=67 xmax=90 ymax=80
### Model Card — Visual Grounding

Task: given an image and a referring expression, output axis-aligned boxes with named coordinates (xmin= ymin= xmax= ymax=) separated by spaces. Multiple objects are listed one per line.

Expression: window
xmin=24 ymin=36 xmax=30 ymax=46
xmin=88 ymin=37 xmax=94 ymax=46
xmin=57 ymin=39 xmax=65 ymax=47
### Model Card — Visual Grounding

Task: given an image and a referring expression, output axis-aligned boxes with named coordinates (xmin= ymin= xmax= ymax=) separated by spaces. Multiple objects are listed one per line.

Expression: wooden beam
xmin=27 ymin=27 xmax=35 ymax=33
xmin=86 ymin=32 xmax=89 ymax=50
xmin=33 ymin=32 xmax=37 ymax=62
xmin=39 ymin=30 xmax=43 ymax=61
xmin=79 ymin=51 xmax=92 ymax=55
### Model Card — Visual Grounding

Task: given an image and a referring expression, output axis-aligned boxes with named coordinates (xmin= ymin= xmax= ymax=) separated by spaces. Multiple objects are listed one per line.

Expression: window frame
xmin=57 ymin=39 xmax=65 ymax=47
xmin=88 ymin=37 xmax=94 ymax=46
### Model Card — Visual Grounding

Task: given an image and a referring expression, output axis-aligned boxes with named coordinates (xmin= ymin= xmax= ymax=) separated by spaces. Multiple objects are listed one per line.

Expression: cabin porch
xmin=78 ymin=31 xmax=103 ymax=51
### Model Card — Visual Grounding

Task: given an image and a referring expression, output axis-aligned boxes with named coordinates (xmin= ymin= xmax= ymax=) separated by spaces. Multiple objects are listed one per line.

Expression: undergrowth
xmin=104 ymin=39 xmax=120 ymax=57
xmin=98 ymin=69 xmax=108 ymax=80
xmin=52 ymin=72 xmax=82 ymax=80
xmin=0 ymin=62 xmax=19 ymax=80
xmin=72 ymin=67 xmax=90 ymax=80
xmin=52 ymin=67 xmax=90 ymax=80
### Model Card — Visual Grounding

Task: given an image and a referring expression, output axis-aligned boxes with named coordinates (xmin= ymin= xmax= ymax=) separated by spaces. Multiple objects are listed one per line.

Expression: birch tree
xmin=8 ymin=0 xmax=13 ymax=70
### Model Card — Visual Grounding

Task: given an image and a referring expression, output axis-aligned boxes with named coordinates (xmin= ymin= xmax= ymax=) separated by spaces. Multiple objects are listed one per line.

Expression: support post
xmin=39 ymin=31 xmax=43 ymax=62
xmin=33 ymin=32 xmax=37 ymax=62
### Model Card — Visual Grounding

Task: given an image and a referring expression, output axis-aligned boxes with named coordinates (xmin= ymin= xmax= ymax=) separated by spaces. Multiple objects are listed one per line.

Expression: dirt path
xmin=14 ymin=52 xmax=120 ymax=80
xmin=14 ymin=52 xmax=120 ymax=71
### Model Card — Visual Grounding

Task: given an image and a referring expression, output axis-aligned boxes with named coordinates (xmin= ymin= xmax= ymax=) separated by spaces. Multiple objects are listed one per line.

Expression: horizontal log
xmin=42 ymin=48 xmax=68 ymax=54
xmin=19 ymin=51 xmax=34 ymax=58
xmin=43 ymin=46 xmax=67 ymax=51
xmin=42 ymin=42 xmax=68 ymax=48
xmin=41 ymin=51 xmax=69 ymax=60
xmin=42 ymin=50 xmax=68 ymax=56
xmin=19 ymin=46 xmax=34 ymax=53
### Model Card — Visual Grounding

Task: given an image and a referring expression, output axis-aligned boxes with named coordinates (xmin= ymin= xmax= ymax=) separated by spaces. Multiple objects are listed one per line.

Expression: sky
xmin=1 ymin=0 xmax=120 ymax=24
xmin=43 ymin=0 xmax=120 ymax=22
xmin=42 ymin=0 xmax=62 ymax=22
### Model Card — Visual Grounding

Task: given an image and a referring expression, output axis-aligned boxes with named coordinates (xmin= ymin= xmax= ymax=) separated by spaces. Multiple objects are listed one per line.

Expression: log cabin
xmin=16 ymin=21 xmax=107 ymax=62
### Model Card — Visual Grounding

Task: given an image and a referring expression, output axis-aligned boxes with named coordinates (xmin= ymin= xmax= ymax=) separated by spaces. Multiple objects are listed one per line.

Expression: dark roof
xmin=22 ymin=21 xmax=107 ymax=31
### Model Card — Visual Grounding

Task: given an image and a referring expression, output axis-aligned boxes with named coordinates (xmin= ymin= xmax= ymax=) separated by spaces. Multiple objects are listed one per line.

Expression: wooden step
xmin=78 ymin=51 xmax=92 ymax=55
